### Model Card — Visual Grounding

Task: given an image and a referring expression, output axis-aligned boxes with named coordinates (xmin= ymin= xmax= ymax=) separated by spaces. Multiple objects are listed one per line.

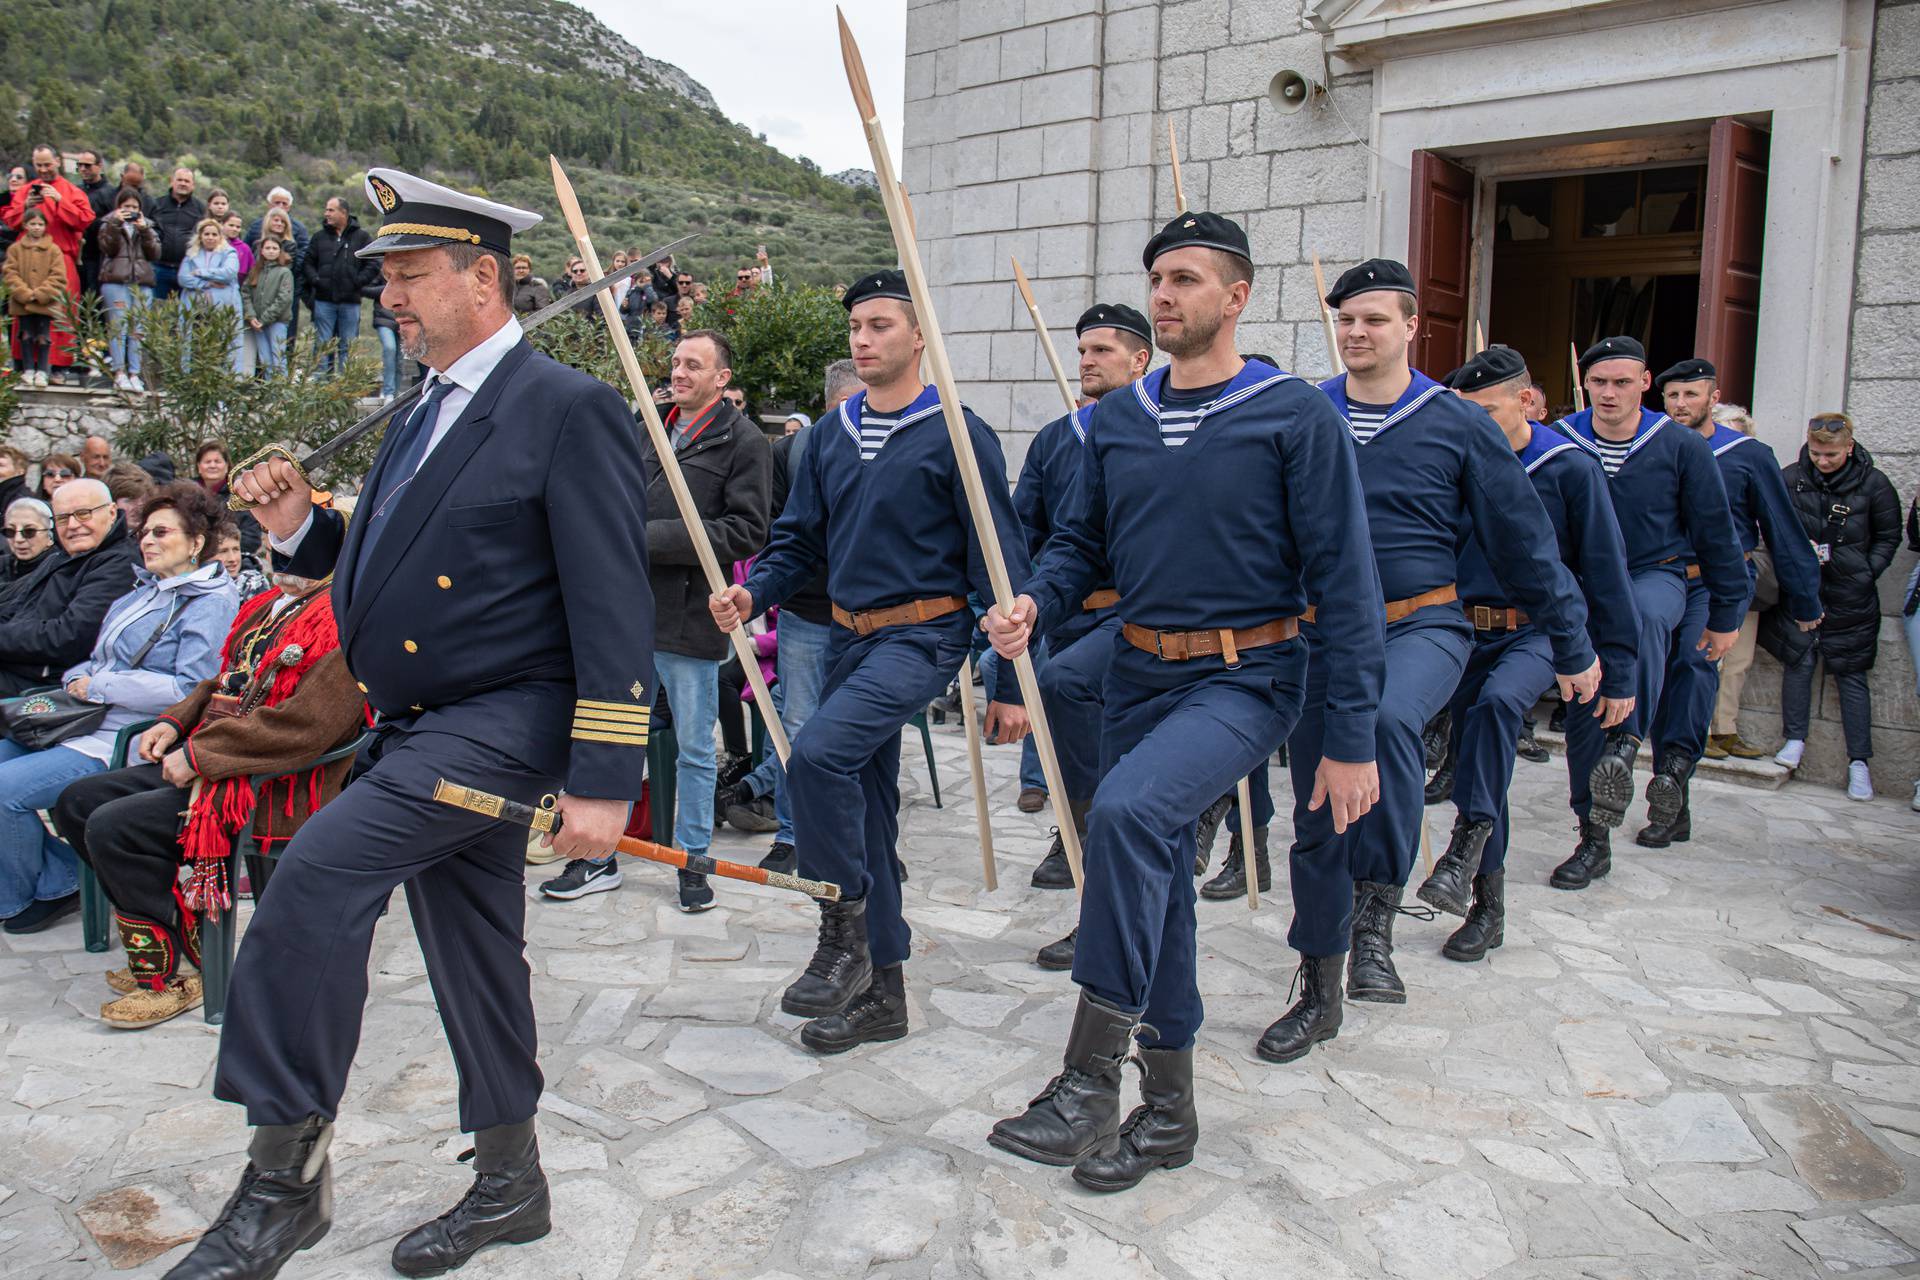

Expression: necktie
xmin=355 ymin=377 xmax=455 ymax=573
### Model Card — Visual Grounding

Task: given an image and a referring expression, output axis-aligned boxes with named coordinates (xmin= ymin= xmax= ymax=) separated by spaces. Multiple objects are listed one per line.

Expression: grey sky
xmin=576 ymin=0 xmax=907 ymax=176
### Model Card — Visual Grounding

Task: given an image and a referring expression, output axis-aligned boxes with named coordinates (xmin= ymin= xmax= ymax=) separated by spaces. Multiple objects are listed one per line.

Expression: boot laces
xmin=206 ymin=1165 xmax=267 ymax=1236
xmin=802 ymin=911 xmax=852 ymax=981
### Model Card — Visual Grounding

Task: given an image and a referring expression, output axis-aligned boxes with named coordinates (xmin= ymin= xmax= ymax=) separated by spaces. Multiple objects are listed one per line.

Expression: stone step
xmin=1528 ymin=723 xmax=1790 ymax=791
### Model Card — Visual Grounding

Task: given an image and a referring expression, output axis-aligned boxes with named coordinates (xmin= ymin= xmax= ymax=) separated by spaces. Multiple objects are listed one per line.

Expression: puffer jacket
xmin=97 ymin=214 xmax=160 ymax=287
xmin=0 ymin=517 xmax=138 ymax=691
xmin=305 ymin=215 xmax=378 ymax=305
xmin=1761 ymin=442 xmax=1901 ymax=674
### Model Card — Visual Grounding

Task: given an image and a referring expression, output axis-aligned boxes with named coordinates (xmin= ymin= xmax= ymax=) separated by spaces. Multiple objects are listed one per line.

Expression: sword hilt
xmin=226 ymin=443 xmax=328 ymax=512
xmin=433 ymin=779 xmax=560 ymax=833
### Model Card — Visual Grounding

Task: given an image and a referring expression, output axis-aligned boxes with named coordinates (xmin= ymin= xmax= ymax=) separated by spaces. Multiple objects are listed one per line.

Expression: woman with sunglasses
xmin=1 ymin=498 xmax=54 ymax=583
xmin=37 ymin=452 xmax=81 ymax=502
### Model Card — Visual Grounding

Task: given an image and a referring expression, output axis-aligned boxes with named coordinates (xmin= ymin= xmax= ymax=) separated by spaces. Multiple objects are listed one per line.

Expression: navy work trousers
xmin=214 ymin=729 xmax=555 ymax=1132
xmin=1650 ymin=576 xmax=1736 ymax=770
xmin=1447 ymin=627 xmax=1556 ymax=875
xmin=1072 ymin=646 xmax=1305 ymax=1050
xmin=1286 ymin=609 xmax=1470 ymax=957
xmin=1565 ymin=570 xmax=1687 ymax=820
xmin=1036 ymin=616 xmax=1121 ymax=808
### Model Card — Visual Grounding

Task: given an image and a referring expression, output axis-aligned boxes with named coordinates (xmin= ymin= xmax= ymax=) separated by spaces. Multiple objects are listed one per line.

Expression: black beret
xmin=1142 ymin=211 xmax=1251 ymax=270
xmin=1324 ymin=258 xmax=1416 ymax=308
xmin=1579 ymin=335 xmax=1646 ymax=371
xmin=842 ymin=268 xmax=913 ymax=311
xmin=1655 ymin=357 xmax=1718 ymax=389
xmin=1075 ymin=303 xmax=1151 ymax=345
xmin=1450 ymin=344 xmax=1529 ymax=393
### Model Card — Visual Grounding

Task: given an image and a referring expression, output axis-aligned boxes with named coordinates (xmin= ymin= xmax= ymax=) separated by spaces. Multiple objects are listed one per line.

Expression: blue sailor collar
xmin=1318 ymin=369 xmax=1450 ymax=443
xmin=1555 ymin=407 xmax=1671 ymax=465
xmin=1705 ymin=422 xmax=1757 ymax=456
xmin=1070 ymin=401 xmax=1094 ymax=444
xmin=1131 ymin=358 xmax=1293 ymax=428
xmin=838 ymin=383 xmax=947 ymax=448
xmin=1518 ymin=421 xmax=1582 ymax=474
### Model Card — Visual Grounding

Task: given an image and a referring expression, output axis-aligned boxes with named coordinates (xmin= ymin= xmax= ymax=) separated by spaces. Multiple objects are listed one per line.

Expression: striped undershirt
xmin=1159 ymin=378 xmax=1229 ymax=448
xmin=858 ymin=407 xmax=905 ymax=460
xmin=1589 ymin=434 xmax=1635 ymax=476
xmin=1346 ymin=399 xmax=1392 ymax=445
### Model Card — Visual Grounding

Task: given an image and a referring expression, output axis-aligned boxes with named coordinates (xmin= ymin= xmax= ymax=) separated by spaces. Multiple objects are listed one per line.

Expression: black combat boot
xmin=1349 ymin=880 xmax=1428 ymax=1004
xmin=1031 ymin=797 xmax=1090 ymax=889
xmin=1255 ymin=953 xmax=1345 ymax=1063
xmin=1422 ymin=709 xmax=1451 ymax=770
xmin=1550 ymin=820 xmax=1612 ymax=890
xmin=1423 ymin=752 xmax=1456 ymax=806
xmin=1442 ymin=872 xmax=1505 ymax=962
xmin=800 ymin=963 xmax=908 ymax=1054
xmin=1072 ymin=1045 xmax=1198 ymax=1192
xmin=1192 ymin=792 xmax=1234 ymax=875
xmin=1416 ymin=816 xmax=1493 ymax=917
xmin=1638 ymin=759 xmax=1693 ymax=847
xmin=989 ymin=991 xmax=1140 ymax=1165
xmin=166 ymin=1117 xmax=332 ymax=1279
xmin=1200 ymin=826 xmax=1269 ymax=899
xmin=779 ymin=897 xmax=873 ymax=1017
xmin=1036 ymin=926 xmax=1076 ymax=971
xmin=1587 ymin=732 xmax=1641 ymax=828
xmin=391 ymin=1119 xmax=550 ymax=1277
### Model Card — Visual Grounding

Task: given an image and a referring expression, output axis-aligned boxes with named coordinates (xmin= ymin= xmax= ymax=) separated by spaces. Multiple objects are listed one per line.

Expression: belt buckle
xmin=1154 ymin=630 xmax=1171 ymax=660
xmin=1472 ymin=604 xmax=1493 ymax=630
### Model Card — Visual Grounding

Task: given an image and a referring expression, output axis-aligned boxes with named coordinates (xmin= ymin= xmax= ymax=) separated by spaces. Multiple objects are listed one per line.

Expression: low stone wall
xmin=6 ymin=388 xmax=141 ymax=466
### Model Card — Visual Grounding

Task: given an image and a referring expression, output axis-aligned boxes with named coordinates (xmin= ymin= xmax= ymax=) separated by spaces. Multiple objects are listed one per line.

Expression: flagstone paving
xmin=4 ymin=723 xmax=1919 ymax=1277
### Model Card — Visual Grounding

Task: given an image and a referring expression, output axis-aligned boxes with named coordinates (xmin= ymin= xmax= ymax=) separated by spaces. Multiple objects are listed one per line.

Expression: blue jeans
xmin=1904 ymin=564 xmax=1920 ymax=711
xmin=981 ymin=641 xmax=1049 ymax=790
xmin=631 ymin=651 xmax=719 ymax=862
xmin=377 ymin=325 xmax=400 ymax=398
xmin=253 ymin=321 xmax=288 ymax=374
xmin=742 ymin=613 xmax=832 ymax=844
xmin=311 ymin=300 xmax=361 ymax=374
xmin=0 ymin=739 xmax=103 ymax=917
xmin=101 ymin=282 xmax=151 ymax=375
xmin=150 ymin=262 xmax=179 ymax=301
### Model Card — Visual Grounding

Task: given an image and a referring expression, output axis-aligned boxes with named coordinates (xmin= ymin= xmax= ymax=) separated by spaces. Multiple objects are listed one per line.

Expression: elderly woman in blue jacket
xmin=0 ymin=481 xmax=237 ymax=933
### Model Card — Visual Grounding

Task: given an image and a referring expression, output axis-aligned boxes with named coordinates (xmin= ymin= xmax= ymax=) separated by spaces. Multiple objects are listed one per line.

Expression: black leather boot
xmin=165 ymin=1117 xmax=332 ymax=1279
xmin=1349 ymin=880 xmax=1426 ymax=1004
xmin=1422 ymin=709 xmax=1450 ymax=770
xmin=1199 ymin=827 xmax=1269 ymax=899
xmin=1587 ymin=732 xmax=1640 ymax=828
xmin=1036 ymin=926 xmax=1076 ymax=971
xmin=1255 ymin=953 xmax=1344 ymax=1063
xmin=1442 ymin=872 xmax=1505 ymax=962
xmin=1192 ymin=792 xmax=1234 ymax=875
xmin=800 ymin=963 xmax=909 ymax=1054
xmin=1416 ymin=816 xmax=1493 ymax=917
xmin=1072 ymin=1046 xmax=1197 ymax=1192
xmin=989 ymin=991 xmax=1140 ymax=1165
xmin=391 ymin=1119 xmax=550 ymax=1277
xmin=1423 ymin=754 xmax=1456 ymax=806
xmin=779 ymin=897 xmax=872 ymax=1017
xmin=1550 ymin=820 xmax=1612 ymax=890
xmin=1031 ymin=797 xmax=1089 ymax=889
xmin=1638 ymin=760 xmax=1693 ymax=846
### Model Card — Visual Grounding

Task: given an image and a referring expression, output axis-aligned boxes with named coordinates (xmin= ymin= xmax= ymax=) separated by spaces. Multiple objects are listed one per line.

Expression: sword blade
xmin=294 ymin=233 xmax=699 ymax=477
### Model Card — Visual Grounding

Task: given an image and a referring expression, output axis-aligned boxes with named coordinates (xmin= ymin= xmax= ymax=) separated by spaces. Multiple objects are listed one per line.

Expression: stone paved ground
xmin=5 ymin=718 xmax=1920 ymax=1278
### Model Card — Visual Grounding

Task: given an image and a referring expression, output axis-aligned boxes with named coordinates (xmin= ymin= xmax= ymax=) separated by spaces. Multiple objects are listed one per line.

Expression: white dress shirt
xmin=270 ymin=316 xmax=526 ymax=556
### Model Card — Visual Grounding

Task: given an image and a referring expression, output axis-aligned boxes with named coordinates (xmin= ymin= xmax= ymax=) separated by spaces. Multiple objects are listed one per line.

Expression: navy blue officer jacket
xmin=1319 ymin=371 xmax=1594 ymax=677
xmin=1703 ymin=423 xmax=1824 ymax=623
xmin=1458 ymin=424 xmax=1640 ymax=700
xmin=1553 ymin=407 xmax=1749 ymax=633
xmin=276 ymin=338 xmax=655 ymax=800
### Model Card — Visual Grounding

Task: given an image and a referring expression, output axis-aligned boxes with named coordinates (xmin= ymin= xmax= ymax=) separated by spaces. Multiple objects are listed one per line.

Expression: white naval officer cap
xmin=358 ymin=167 xmax=542 ymax=258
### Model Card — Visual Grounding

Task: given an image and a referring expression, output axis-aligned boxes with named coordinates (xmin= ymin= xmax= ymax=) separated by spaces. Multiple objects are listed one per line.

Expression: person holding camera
xmin=97 ymin=189 xmax=160 ymax=392
xmin=1 ymin=146 xmax=91 ymax=384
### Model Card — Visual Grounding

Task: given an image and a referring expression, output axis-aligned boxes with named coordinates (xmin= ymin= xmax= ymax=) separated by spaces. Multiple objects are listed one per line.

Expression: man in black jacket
xmin=539 ymin=328 xmax=770 ymax=912
xmin=146 ymin=167 xmax=205 ymax=301
xmin=0 ymin=479 xmax=136 ymax=694
xmin=75 ymin=149 xmax=115 ymax=298
xmin=305 ymin=197 xmax=378 ymax=375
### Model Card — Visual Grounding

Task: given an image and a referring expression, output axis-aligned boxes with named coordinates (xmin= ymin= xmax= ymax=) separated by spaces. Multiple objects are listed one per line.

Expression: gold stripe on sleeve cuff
xmin=577 ymin=698 xmax=652 ymax=716
xmin=572 ymin=727 xmax=650 ymax=747
xmin=574 ymin=712 xmax=651 ymax=732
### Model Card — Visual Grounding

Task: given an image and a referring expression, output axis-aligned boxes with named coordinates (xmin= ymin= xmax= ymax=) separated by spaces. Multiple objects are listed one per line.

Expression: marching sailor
xmin=1416 ymin=346 xmax=1638 ymax=957
xmin=173 ymin=169 xmax=655 ymax=1280
xmin=711 ymin=268 xmax=1031 ymax=1054
xmin=1549 ymin=338 xmax=1746 ymax=888
xmin=1640 ymin=357 xmax=1822 ymax=845
xmin=984 ymin=212 xmax=1384 ymax=1191
xmin=1267 ymin=260 xmax=1598 ymax=1061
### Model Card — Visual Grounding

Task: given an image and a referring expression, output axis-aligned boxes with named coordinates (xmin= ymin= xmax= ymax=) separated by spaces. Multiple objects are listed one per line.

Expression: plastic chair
xmin=200 ymin=730 xmax=376 ymax=1025
xmin=647 ymin=728 xmax=677 ymax=848
xmin=75 ymin=719 xmax=158 ymax=953
xmin=908 ymin=711 xmax=941 ymax=808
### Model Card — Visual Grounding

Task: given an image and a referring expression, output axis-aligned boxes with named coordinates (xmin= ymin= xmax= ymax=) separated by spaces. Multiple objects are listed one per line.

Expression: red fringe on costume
xmin=180 ymin=589 xmax=368 ymax=920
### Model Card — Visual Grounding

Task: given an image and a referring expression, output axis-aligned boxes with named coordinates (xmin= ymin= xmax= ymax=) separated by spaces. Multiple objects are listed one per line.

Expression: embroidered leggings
xmin=53 ymin=764 xmax=198 ymax=980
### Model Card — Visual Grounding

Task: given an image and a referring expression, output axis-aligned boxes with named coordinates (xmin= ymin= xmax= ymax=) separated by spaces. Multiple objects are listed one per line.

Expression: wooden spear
xmin=1311 ymin=253 xmax=1344 ymax=375
xmin=956 ymin=654 xmax=997 ymax=890
xmin=1569 ymin=342 xmax=1586 ymax=414
xmin=1167 ymin=118 xmax=1186 ymax=214
xmin=837 ymin=9 xmax=1083 ymax=891
xmin=549 ymin=157 xmax=791 ymax=765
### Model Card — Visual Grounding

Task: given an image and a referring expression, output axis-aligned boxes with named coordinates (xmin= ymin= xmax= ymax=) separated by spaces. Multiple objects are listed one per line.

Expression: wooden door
xmin=1697 ymin=119 xmax=1768 ymax=409
xmin=1408 ymin=150 xmax=1476 ymax=379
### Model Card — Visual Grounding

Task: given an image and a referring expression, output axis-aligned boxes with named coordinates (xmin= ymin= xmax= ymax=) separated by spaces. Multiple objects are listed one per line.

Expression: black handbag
xmin=0 ymin=599 xmax=184 ymax=751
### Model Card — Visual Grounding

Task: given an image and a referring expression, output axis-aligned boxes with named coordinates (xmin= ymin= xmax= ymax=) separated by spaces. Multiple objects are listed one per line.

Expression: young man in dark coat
xmin=1764 ymin=412 xmax=1902 ymax=800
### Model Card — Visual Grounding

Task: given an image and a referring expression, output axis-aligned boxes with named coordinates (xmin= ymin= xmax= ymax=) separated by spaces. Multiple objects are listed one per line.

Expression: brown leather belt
xmin=1302 ymin=584 xmax=1459 ymax=627
xmin=1122 ymin=617 xmax=1299 ymax=663
xmin=1683 ymin=550 xmax=1749 ymax=581
xmin=1083 ymin=589 xmax=1120 ymax=611
xmin=1466 ymin=604 xmax=1529 ymax=632
xmin=831 ymin=595 xmax=968 ymax=637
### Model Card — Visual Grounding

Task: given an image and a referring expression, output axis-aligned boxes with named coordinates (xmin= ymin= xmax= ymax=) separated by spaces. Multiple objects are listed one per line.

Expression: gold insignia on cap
xmin=370 ymin=175 xmax=400 ymax=212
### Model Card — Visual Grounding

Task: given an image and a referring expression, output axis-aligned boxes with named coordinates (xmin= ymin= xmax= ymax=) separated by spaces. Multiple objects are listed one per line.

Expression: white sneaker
xmin=128 ymin=375 xmax=146 ymax=394
xmin=1910 ymin=781 xmax=1919 ymax=813
xmin=1774 ymin=739 xmax=1805 ymax=769
xmin=113 ymin=372 xmax=131 ymax=392
xmin=1847 ymin=760 xmax=1872 ymax=801
xmin=31 ymin=371 xmax=47 ymax=388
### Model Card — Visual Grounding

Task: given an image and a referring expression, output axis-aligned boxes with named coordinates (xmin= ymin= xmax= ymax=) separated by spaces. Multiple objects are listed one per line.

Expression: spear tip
xmin=1010 ymin=255 xmax=1037 ymax=307
xmin=838 ymin=8 xmax=878 ymax=121
xmin=549 ymin=156 xmax=585 ymax=234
